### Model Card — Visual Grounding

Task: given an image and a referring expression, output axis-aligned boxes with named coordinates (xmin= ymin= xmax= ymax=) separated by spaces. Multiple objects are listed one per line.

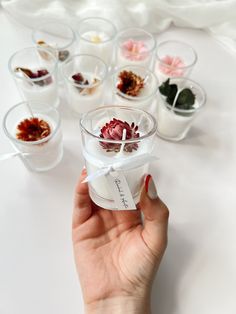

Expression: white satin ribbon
xmin=0 ymin=152 xmax=30 ymax=161
xmin=82 ymin=153 xmax=158 ymax=183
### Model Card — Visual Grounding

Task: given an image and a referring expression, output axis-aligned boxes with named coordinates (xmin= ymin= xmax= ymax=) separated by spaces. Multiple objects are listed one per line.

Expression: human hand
xmin=72 ymin=170 xmax=169 ymax=314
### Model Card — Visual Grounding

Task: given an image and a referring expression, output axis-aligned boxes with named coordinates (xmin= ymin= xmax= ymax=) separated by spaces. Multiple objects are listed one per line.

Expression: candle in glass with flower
xmin=32 ymin=22 xmax=76 ymax=82
xmin=77 ymin=17 xmax=117 ymax=66
xmin=62 ymin=54 xmax=108 ymax=115
xmin=80 ymin=106 xmax=157 ymax=209
xmin=9 ymin=47 xmax=59 ymax=107
xmin=116 ymin=28 xmax=156 ymax=69
xmin=156 ymin=78 xmax=206 ymax=141
xmin=113 ymin=66 xmax=158 ymax=112
xmin=3 ymin=102 xmax=63 ymax=171
xmin=155 ymin=41 xmax=197 ymax=84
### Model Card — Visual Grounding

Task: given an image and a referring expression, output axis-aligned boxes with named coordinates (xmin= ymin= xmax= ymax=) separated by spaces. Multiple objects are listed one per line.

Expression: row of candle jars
xmin=3 ymin=18 xmax=206 ymax=210
xmin=8 ymin=47 xmax=205 ymax=143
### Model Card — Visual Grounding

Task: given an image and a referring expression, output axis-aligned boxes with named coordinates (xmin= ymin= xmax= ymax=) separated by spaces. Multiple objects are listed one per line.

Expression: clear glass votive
xmin=80 ymin=106 xmax=157 ymax=209
xmin=156 ymin=77 xmax=206 ymax=141
xmin=77 ymin=17 xmax=117 ymax=66
xmin=116 ymin=28 xmax=156 ymax=69
xmin=9 ymin=47 xmax=59 ymax=107
xmin=32 ymin=21 xmax=76 ymax=81
xmin=112 ymin=65 xmax=158 ymax=112
xmin=155 ymin=40 xmax=197 ymax=84
xmin=3 ymin=101 xmax=63 ymax=172
xmin=62 ymin=54 xmax=108 ymax=116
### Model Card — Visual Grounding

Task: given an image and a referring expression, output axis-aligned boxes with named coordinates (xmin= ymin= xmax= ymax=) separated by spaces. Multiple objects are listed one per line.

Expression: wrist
xmin=85 ymin=295 xmax=151 ymax=314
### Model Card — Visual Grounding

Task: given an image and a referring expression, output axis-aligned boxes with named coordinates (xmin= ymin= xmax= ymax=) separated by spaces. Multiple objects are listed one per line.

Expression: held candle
xmin=80 ymin=106 xmax=157 ymax=210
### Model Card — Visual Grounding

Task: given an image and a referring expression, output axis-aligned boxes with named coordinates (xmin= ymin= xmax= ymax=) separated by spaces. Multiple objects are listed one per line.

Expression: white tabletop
xmin=1 ymin=9 xmax=236 ymax=314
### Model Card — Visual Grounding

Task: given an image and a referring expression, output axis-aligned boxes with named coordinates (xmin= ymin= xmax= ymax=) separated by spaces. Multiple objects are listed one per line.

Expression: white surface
xmin=0 ymin=10 xmax=236 ymax=314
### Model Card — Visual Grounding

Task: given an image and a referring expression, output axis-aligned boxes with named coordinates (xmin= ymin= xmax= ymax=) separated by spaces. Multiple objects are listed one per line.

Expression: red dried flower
xmin=117 ymin=70 xmax=144 ymax=97
xmin=15 ymin=67 xmax=52 ymax=86
xmin=72 ymin=72 xmax=89 ymax=85
xmin=100 ymin=118 xmax=140 ymax=152
xmin=72 ymin=72 xmax=100 ymax=95
xmin=16 ymin=117 xmax=51 ymax=142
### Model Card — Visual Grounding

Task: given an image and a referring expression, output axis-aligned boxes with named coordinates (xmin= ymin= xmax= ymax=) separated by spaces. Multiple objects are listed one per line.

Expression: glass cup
xmin=8 ymin=47 xmax=59 ymax=107
xmin=3 ymin=101 xmax=63 ymax=172
xmin=116 ymin=28 xmax=156 ymax=69
xmin=155 ymin=40 xmax=197 ymax=84
xmin=80 ymin=106 xmax=157 ymax=209
xmin=77 ymin=17 xmax=117 ymax=67
xmin=62 ymin=54 xmax=108 ymax=116
xmin=32 ymin=21 xmax=76 ymax=81
xmin=156 ymin=77 xmax=206 ymax=141
xmin=112 ymin=65 xmax=158 ymax=112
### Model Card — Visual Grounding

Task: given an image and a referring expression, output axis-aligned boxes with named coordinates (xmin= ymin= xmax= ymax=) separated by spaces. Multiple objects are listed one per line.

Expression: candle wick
xmin=117 ymin=128 xmax=127 ymax=157
xmin=171 ymin=87 xmax=184 ymax=112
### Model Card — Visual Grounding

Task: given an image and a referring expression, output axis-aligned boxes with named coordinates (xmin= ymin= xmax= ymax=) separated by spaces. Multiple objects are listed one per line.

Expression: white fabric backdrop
xmin=2 ymin=0 xmax=236 ymax=52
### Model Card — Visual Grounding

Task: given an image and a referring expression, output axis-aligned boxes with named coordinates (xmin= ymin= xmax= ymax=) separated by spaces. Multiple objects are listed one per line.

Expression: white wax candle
xmin=79 ymin=31 xmax=113 ymax=64
xmin=19 ymin=79 xmax=59 ymax=108
xmin=84 ymin=138 xmax=149 ymax=202
xmin=117 ymin=49 xmax=151 ymax=69
xmin=156 ymin=100 xmax=198 ymax=139
xmin=67 ymin=73 xmax=104 ymax=115
xmin=13 ymin=114 xmax=63 ymax=171
xmin=114 ymin=79 xmax=156 ymax=112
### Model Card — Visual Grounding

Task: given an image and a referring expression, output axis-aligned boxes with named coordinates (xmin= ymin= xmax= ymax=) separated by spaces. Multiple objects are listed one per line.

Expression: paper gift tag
xmin=106 ymin=170 xmax=137 ymax=210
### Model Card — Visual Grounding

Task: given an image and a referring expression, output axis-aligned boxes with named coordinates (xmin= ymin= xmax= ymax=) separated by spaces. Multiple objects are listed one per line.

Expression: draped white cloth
xmin=2 ymin=0 xmax=236 ymax=53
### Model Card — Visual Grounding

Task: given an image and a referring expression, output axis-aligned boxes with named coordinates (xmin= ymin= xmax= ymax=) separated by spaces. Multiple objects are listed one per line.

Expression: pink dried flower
xmin=158 ymin=55 xmax=185 ymax=76
xmin=100 ymin=118 xmax=140 ymax=153
xmin=121 ymin=39 xmax=149 ymax=61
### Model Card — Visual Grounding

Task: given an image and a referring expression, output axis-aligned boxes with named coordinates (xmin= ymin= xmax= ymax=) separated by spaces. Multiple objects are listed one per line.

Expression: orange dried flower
xmin=16 ymin=117 xmax=51 ymax=142
xmin=117 ymin=70 xmax=144 ymax=97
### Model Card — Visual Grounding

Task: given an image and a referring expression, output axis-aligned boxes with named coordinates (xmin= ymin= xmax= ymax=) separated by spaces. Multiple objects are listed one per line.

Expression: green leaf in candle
xmin=159 ymin=79 xmax=196 ymax=110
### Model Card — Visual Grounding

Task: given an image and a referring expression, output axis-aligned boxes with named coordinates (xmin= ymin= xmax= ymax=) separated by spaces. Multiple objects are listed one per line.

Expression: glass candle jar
xmin=116 ymin=28 xmax=156 ymax=69
xmin=155 ymin=40 xmax=197 ymax=84
xmin=62 ymin=54 xmax=108 ymax=116
xmin=3 ymin=101 xmax=63 ymax=172
xmin=80 ymin=106 xmax=157 ymax=210
xmin=112 ymin=65 xmax=158 ymax=112
xmin=77 ymin=17 xmax=117 ymax=67
xmin=8 ymin=47 xmax=59 ymax=107
xmin=32 ymin=21 xmax=76 ymax=81
xmin=156 ymin=77 xmax=206 ymax=141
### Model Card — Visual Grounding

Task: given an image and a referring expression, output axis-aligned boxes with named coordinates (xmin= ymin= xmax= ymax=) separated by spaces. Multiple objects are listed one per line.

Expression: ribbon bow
xmin=82 ymin=153 xmax=158 ymax=183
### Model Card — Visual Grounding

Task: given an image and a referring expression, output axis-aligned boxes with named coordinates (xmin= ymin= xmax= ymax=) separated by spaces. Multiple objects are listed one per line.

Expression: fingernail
xmin=145 ymin=174 xmax=158 ymax=200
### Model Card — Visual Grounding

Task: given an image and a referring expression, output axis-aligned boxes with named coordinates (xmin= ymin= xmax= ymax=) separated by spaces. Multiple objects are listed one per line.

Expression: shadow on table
xmin=151 ymin=225 xmax=195 ymax=314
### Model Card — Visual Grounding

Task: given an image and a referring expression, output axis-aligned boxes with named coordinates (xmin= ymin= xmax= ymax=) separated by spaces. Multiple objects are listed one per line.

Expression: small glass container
xmin=62 ymin=54 xmax=108 ymax=116
xmin=116 ymin=28 xmax=156 ymax=69
xmin=155 ymin=40 xmax=197 ymax=84
xmin=8 ymin=47 xmax=59 ymax=107
xmin=77 ymin=17 xmax=117 ymax=67
xmin=112 ymin=65 xmax=158 ymax=112
xmin=32 ymin=21 xmax=76 ymax=81
xmin=80 ymin=106 xmax=157 ymax=209
xmin=3 ymin=101 xmax=63 ymax=172
xmin=156 ymin=77 xmax=206 ymax=141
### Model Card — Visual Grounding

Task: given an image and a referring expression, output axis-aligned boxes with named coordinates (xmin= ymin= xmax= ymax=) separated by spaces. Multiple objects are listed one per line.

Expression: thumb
xmin=139 ymin=175 xmax=169 ymax=257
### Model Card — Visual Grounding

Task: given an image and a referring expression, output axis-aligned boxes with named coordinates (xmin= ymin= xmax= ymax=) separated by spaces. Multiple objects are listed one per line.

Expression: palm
xmin=72 ymin=170 xmax=168 ymax=306
xmin=73 ymin=204 xmax=158 ymax=304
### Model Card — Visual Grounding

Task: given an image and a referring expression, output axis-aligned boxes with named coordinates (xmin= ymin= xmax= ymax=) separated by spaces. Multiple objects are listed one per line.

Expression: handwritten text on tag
xmin=106 ymin=171 xmax=137 ymax=210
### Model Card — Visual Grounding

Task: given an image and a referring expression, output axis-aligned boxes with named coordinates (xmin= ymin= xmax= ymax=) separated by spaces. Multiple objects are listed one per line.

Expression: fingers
xmin=139 ymin=175 xmax=169 ymax=257
xmin=73 ymin=168 xmax=92 ymax=228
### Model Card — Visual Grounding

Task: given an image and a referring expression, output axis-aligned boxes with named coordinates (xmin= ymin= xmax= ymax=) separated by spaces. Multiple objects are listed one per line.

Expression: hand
xmin=72 ymin=170 xmax=169 ymax=314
